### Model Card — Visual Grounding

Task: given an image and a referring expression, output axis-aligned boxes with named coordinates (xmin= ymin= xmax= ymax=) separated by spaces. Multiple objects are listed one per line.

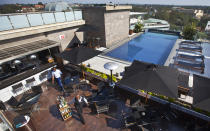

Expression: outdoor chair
xmin=122 ymin=111 xmax=137 ymax=128
xmin=0 ymin=101 xmax=6 ymax=111
xmin=6 ymin=97 xmax=37 ymax=115
xmin=95 ymin=101 xmax=109 ymax=115
xmin=25 ymin=77 xmax=36 ymax=91
xmin=63 ymin=85 xmax=74 ymax=97
xmin=18 ymin=86 xmax=42 ymax=106
xmin=39 ymin=70 xmax=49 ymax=81
xmin=12 ymin=83 xmax=23 ymax=95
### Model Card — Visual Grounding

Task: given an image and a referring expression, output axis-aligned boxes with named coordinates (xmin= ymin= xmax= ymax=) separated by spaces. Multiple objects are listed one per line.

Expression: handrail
xmin=0 ymin=10 xmax=83 ymax=32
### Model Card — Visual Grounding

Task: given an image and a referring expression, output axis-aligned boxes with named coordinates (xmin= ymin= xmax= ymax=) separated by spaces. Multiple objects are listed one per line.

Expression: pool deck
xmin=83 ymin=55 xmax=131 ymax=79
xmin=83 ymin=33 xmax=144 ymax=80
xmin=164 ymin=39 xmax=183 ymax=66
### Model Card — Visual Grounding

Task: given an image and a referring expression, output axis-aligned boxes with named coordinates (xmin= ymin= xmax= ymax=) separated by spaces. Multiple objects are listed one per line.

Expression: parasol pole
xmin=110 ymin=70 xmax=113 ymax=85
xmin=145 ymin=92 xmax=148 ymax=104
xmin=81 ymin=63 xmax=85 ymax=79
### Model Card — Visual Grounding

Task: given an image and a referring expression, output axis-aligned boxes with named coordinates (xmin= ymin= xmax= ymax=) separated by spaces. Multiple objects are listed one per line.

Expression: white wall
xmin=0 ymin=67 xmax=52 ymax=102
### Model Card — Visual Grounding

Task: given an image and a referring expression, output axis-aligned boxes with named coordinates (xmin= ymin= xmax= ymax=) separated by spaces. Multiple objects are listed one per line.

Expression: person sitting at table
xmin=69 ymin=94 xmax=89 ymax=124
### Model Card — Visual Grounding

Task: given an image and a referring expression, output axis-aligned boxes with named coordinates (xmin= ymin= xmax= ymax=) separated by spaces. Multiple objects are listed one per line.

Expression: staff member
xmin=69 ymin=94 xmax=89 ymax=124
xmin=52 ymin=67 xmax=64 ymax=92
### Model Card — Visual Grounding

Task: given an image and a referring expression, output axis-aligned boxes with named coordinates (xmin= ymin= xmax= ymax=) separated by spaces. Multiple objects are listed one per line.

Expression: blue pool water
xmin=105 ymin=32 xmax=178 ymax=65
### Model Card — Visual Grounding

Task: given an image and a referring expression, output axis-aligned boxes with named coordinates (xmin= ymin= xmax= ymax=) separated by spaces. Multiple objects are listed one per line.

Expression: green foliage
xmin=197 ymin=32 xmax=208 ymax=39
xmin=168 ymin=97 xmax=175 ymax=103
xmin=193 ymin=107 xmax=210 ymax=116
xmin=134 ymin=22 xmax=143 ymax=33
xmin=183 ymin=23 xmax=197 ymax=40
xmin=83 ymin=66 xmax=117 ymax=82
xmin=197 ymin=16 xmax=210 ymax=31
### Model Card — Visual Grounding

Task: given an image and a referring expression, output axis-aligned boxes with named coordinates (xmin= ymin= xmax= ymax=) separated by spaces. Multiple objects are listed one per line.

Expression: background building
xmin=0 ymin=10 xmax=84 ymax=102
xmin=205 ymin=21 xmax=210 ymax=34
xmin=45 ymin=2 xmax=72 ymax=12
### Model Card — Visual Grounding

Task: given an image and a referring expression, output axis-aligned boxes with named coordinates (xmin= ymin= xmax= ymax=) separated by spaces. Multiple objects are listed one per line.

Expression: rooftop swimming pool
xmin=105 ymin=32 xmax=178 ymax=65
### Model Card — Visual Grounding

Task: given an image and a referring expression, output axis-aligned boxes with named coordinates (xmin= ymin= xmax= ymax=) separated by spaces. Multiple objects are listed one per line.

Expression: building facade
xmin=0 ymin=10 xmax=85 ymax=102
xmin=82 ymin=5 xmax=132 ymax=48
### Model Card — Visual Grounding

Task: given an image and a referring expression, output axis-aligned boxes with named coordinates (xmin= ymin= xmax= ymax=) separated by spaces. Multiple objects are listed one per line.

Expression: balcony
xmin=0 ymin=10 xmax=85 ymax=40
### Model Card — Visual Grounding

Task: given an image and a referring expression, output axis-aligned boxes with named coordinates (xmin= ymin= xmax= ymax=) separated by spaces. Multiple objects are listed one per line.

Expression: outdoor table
xmin=13 ymin=115 xmax=36 ymax=131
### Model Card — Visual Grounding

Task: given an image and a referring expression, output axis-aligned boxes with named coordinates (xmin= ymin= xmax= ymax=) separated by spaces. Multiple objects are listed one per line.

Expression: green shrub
xmin=134 ymin=22 xmax=143 ymax=33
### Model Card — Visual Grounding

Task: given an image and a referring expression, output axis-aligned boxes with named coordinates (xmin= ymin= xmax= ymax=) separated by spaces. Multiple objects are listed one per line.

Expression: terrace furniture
xmin=39 ymin=70 xmax=49 ymax=81
xmin=176 ymin=49 xmax=202 ymax=55
xmin=57 ymin=96 xmax=72 ymax=121
xmin=94 ymin=100 xmax=109 ymax=115
xmin=176 ymin=54 xmax=204 ymax=61
xmin=13 ymin=115 xmax=35 ymax=131
xmin=6 ymin=97 xmax=34 ymax=115
xmin=63 ymin=85 xmax=74 ymax=97
xmin=25 ymin=77 xmax=36 ymax=91
xmin=178 ymin=47 xmax=202 ymax=53
xmin=0 ymin=101 xmax=6 ymax=111
xmin=12 ymin=83 xmax=23 ymax=95
xmin=180 ymin=41 xmax=201 ymax=46
xmin=174 ymin=61 xmax=205 ymax=74
xmin=19 ymin=86 xmax=42 ymax=105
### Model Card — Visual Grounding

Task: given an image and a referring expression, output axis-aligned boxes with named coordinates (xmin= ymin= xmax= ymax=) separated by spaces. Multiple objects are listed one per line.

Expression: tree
xmin=183 ymin=23 xmax=197 ymax=40
xmin=134 ymin=22 xmax=143 ymax=33
xmin=38 ymin=2 xmax=43 ymax=5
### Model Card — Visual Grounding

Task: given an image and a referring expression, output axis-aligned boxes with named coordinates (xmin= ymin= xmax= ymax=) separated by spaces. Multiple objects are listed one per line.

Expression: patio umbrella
xmin=193 ymin=74 xmax=210 ymax=112
xmin=119 ymin=60 xmax=178 ymax=99
xmin=59 ymin=47 xmax=102 ymax=65
xmin=104 ymin=62 xmax=119 ymax=86
xmin=59 ymin=47 xmax=102 ymax=78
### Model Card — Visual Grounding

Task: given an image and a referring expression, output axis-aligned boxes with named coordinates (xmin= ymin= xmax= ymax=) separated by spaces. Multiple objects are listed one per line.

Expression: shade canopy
xmin=193 ymin=74 xmax=210 ymax=112
xmin=59 ymin=47 xmax=102 ymax=65
xmin=119 ymin=60 xmax=178 ymax=98
xmin=104 ymin=62 xmax=119 ymax=71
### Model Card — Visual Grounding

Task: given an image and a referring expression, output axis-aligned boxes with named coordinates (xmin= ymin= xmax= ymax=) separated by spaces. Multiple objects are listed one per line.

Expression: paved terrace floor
xmin=3 ymin=82 xmax=130 ymax=131
xmin=3 ymin=80 xmax=210 ymax=131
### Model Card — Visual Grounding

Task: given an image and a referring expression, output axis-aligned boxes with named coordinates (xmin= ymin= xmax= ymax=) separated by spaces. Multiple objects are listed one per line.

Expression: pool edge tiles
xmin=105 ymin=32 xmax=179 ymax=65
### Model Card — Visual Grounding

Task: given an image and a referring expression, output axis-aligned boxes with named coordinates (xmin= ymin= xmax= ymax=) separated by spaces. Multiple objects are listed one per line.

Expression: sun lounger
xmin=180 ymin=41 xmax=201 ymax=46
xmin=176 ymin=49 xmax=202 ymax=54
xmin=176 ymin=54 xmax=204 ymax=62
xmin=179 ymin=46 xmax=202 ymax=51
xmin=174 ymin=61 xmax=204 ymax=74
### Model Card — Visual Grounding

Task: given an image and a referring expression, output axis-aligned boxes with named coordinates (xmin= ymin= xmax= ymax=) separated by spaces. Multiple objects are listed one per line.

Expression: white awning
xmin=0 ymin=40 xmax=60 ymax=64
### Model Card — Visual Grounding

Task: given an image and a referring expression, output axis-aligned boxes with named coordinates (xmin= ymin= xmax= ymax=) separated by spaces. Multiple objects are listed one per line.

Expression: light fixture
xmin=13 ymin=60 xmax=21 ymax=65
xmin=30 ymin=54 xmax=37 ymax=59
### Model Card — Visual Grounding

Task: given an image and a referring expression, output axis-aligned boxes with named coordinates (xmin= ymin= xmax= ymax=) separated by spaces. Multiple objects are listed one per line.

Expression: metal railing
xmin=0 ymin=10 xmax=83 ymax=32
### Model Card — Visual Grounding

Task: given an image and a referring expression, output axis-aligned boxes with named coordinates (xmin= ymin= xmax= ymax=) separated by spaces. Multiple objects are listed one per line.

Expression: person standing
xmin=52 ymin=67 xmax=64 ymax=92
xmin=69 ymin=94 xmax=89 ymax=124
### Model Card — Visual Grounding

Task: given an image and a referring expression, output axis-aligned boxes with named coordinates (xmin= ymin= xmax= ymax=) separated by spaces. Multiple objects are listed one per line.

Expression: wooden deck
xmin=3 ymin=82 xmax=130 ymax=131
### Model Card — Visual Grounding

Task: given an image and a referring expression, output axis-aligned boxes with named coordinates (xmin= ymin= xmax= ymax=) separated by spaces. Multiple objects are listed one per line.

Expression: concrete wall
xmin=45 ymin=27 xmax=84 ymax=51
xmin=0 ymin=26 xmax=84 ymax=52
xmin=82 ymin=8 xmax=106 ymax=47
xmin=82 ymin=7 xmax=130 ymax=48
xmin=104 ymin=11 xmax=130 ymax=48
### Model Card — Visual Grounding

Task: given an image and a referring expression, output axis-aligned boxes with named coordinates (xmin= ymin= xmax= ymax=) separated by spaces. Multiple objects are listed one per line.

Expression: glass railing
xmin=0 ymin=10 xmax=83 ymax=31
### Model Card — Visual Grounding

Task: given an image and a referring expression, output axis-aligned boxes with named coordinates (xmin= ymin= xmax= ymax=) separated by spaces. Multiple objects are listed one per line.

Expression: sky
xmin=0 ymin=0 xmax=210 ymax=6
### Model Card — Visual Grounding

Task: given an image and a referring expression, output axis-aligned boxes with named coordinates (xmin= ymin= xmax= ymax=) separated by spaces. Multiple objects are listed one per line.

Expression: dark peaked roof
xmin=193 ymin=74 xmax=210 ymax=112
xmin=119 ymin=60 xmax=178 ymax=98
xmin=59 ymin=47 xmax=102 ymax=65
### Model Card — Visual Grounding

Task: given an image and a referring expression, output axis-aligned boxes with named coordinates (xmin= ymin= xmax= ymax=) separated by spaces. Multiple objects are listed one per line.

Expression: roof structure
xmin=205 ymin=21 xmax=210 ymax=32
xmin=45 ymin=2 xmax=72 ymax=12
